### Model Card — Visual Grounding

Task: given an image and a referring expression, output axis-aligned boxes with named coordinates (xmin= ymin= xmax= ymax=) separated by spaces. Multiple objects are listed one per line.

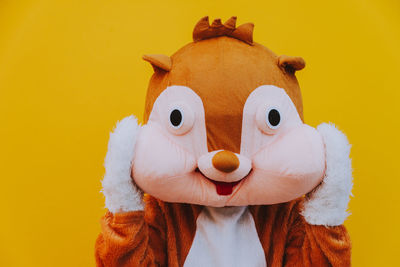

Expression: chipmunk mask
xmin=132 ymin=16 xmax=325 ymax=207
xmin=97 ymin=16 xmax=353 ymax=267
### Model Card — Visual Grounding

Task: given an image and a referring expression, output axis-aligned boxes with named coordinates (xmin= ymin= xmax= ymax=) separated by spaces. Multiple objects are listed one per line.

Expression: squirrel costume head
xmin=132 ymin=16 xmax=325 ymax=207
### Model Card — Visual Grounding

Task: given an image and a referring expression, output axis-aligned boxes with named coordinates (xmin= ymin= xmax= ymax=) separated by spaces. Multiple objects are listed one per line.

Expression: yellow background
xmin=0 ymin=0 xmax=399 ymax=266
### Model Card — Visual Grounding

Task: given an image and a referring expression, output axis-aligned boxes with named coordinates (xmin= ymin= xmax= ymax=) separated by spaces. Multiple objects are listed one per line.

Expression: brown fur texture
xmin=95 ymin=17 xmax=351 ymax=266
xmin=95 ymin=196 xmax=351 ymax=266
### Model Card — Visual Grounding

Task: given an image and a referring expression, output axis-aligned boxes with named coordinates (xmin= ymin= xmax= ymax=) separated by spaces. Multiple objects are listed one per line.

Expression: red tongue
xmin=213 ymin=181 xmax=241 ymax=196
xmin=215 ymin=183 xmax=234 ymax=195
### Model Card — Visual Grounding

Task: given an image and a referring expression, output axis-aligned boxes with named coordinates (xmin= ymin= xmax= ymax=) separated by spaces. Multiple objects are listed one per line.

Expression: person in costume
xmin=95 ymin=16 xmax=353 ymax=267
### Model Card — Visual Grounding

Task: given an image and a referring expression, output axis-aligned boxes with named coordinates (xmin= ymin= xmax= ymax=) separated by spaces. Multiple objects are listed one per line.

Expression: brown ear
xmin=142 ymin=54 xmax=172 ymax=72
xmin=278 ymin=55 xmax=305 ymax=74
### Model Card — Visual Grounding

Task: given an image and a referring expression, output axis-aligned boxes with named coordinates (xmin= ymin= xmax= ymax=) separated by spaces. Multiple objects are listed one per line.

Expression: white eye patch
xmin=146 ymin=85 xmax=208 ymax=158
xmin=241 ymin=85 xmax=302 ymax=157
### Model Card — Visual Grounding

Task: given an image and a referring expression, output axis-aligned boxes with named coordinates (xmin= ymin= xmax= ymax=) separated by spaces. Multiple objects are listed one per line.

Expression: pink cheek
xmin=131 ymin=125 xmax=197 ymax=190
xmin=252 ymin=125 xmax=325 ymax=180
xmin=227 ymin=125 xmax=326 ymax=205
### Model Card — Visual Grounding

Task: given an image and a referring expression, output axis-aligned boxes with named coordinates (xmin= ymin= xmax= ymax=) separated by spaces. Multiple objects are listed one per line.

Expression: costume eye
xmin=170 ymin=109 xmax=183 ymax=128
xmin=167 ymin=104 xmax=194 ymax=135
xmin=266 ymin=108 xmax=281 ymax=129
xmin=256 ymin=106 xmax=282 ymax=135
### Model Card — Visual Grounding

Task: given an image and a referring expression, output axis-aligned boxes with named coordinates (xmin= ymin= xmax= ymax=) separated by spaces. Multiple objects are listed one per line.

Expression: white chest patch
xmin=184 ymin=206 xmax=266 ymax=267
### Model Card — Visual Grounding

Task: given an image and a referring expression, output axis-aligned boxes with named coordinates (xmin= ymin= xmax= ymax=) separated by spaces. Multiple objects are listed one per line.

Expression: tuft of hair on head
xmin=193 ymin=16 xmax=254 ymax=45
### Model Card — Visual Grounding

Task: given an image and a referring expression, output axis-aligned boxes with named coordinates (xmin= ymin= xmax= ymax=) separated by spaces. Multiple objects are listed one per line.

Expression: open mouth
xmin=208 ymin=179 xmax=242 ymax=195
xmin=195 ymin=168 xmax=245 ymax=196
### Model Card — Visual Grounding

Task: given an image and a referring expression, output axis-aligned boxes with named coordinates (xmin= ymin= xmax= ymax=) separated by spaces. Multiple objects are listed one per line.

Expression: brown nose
xmin=212 ymin=150 xmax=240 ymax=173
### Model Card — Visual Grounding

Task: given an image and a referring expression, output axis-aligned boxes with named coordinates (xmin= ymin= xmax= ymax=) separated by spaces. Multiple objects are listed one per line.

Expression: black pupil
xmin=170 ymin=109 xmax=182 ymax=127
xmin=268 ymin=109 xmax=280 ymax=127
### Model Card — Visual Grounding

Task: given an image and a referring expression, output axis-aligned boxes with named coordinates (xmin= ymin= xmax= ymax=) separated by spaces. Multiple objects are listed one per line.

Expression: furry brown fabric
xmin=95 ymin=196 xmax=351 ymax=266
xmin=96 ymin=195 xmax=202 ymax=267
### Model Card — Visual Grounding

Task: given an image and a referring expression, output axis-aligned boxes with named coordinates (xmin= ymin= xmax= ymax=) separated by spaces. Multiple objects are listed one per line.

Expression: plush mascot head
xmin=131 ymin=16 xmax=326 ymax=207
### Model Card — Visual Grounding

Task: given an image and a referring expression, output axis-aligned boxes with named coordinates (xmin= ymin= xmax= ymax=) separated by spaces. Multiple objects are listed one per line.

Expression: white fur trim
xmin=184 ymin=207 xmax=266 ymax=267
xmin=302 ymin=123 xmax=353 ymax=226
xmin=101 ymin=116 xmax=144 ymax=213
